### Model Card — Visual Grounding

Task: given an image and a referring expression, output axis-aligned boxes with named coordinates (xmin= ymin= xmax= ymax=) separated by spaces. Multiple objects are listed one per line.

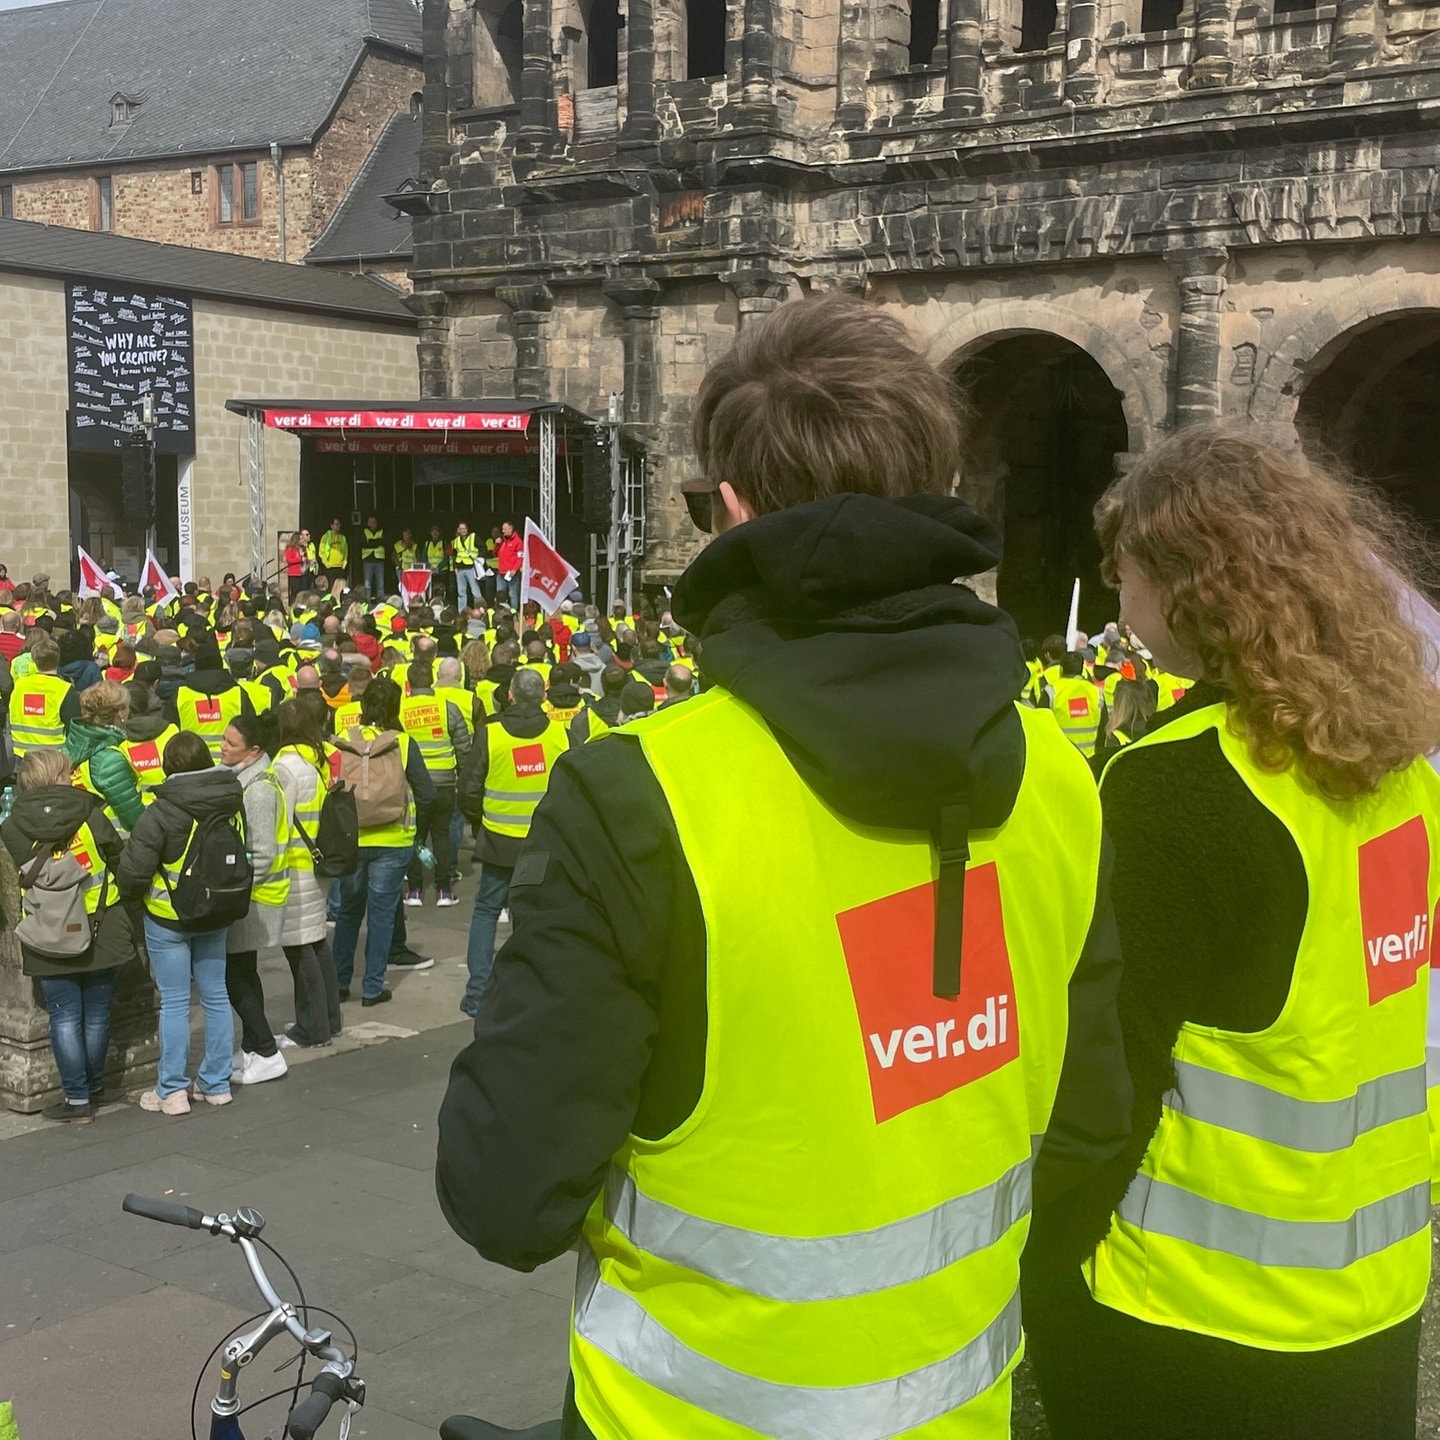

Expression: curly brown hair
xmin=1094 ymin=426 xmax=1440 ymax=800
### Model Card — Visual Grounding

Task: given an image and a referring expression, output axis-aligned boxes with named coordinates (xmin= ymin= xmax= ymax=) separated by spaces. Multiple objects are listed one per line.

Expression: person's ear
xmin=716 ymin=482 xmax=755 ymax=532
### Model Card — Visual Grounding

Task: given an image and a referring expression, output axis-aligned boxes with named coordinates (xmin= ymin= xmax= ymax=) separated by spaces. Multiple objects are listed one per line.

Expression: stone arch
xmin=923 ymin=300 xmax=1165 ymax=450
xmin=1249 ymin=282 xmax=1440 ymax=428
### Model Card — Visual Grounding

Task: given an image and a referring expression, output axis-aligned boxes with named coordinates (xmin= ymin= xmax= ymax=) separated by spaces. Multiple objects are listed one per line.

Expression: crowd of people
xmin=0 ymin=565 xmax=696 ymax=1119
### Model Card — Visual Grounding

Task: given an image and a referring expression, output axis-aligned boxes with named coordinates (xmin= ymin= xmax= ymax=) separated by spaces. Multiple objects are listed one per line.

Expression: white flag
xmin=76 ymin=546 xmax=107 ymax=598
xmin=140 ymin=548 xmax=178 ymax=606
xmin=521 ymin=518 xmax=580 ymax=612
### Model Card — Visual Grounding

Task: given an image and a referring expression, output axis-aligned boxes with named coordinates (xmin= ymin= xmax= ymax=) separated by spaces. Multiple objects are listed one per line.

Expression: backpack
xmin=15 ymin=837 xmax=104 ymax=958
xmin=294 ymin=777 xmax=360 ymax=878
xmin=163 ymin=812 xmax=253 ymax=928
xmin=332 ymin=728 xmax=408 ymax=828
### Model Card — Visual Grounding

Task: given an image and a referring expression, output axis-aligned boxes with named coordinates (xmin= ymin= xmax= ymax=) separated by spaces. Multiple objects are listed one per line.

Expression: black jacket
xmin=115 ymin=767 xmax=245 ymax=930
xmin=437 ymin=493 xmax=1130 ymax=1283
xmin=1 ymin=784 xmax=129 ymax=976
xmin=455 ymin=702 xmax=555 ymax=866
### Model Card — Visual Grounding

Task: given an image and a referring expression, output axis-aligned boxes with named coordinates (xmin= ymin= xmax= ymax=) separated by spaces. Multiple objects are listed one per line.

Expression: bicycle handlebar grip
xmin=122 ymin=1193 xmax=206 ymax=1229
xmin=286 ymin=1371 xmax=347 ymax=1440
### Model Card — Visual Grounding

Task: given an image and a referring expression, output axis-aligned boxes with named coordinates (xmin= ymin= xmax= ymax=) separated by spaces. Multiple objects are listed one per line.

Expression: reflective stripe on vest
xmin=453 ymin=534 xmax=479 ymax=566
xmin=361 ymin=529 xmax=386 ymax=560
xmin=176 ymin=686 xmax=246 ymax=763
xmin=401 ymin=693 xmax=456 ymax=777
xmin=121 ymin=727 xmax=178 ymax=791
xmin=72 ymin=758 xmax=123 ymax=833
xmin=482 ymin=723 xmax=565 ymax=837
xmin=437 ymin=685 xmax=475 ymax=734
xmin=276 ymin=745 xmax=325 ymax=874
xmin=1089 ymin=702 xmax=1440 ymax=1350
xmin=52 ymin=820 xmax=119 ymax=915
xmin=248 ymin=766 xmax=292 ymax=907
xmin=570 ymin=694 xmax=1102 ymax=1439
xmin=9 ymin=673 xmax=69 ymax=755
xmin=1051 ymin=677 xmax=1100 ymax=757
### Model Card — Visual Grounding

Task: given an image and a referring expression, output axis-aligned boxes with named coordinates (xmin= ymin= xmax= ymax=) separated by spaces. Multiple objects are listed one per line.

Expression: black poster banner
xmin=66 ymin=281 xmax=195 ymax=454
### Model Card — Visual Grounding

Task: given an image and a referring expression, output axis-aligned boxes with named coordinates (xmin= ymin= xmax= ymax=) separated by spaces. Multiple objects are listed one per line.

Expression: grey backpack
xmin=16 ymin=838 xmax=102 ymax=958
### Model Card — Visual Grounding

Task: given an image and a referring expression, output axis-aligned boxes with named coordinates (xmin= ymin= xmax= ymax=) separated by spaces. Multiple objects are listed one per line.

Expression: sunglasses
xmin=681 ymin=477 xmax=720 ymax=535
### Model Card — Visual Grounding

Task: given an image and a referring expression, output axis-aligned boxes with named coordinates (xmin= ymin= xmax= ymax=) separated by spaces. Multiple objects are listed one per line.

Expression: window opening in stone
xmin=1018 ymin=0 xmax=1057 ymax=50
xmin=474 ymin=0 xmax=525 ymax=105
xmin=909 ymin=0 xmax=942 ymax=64
xmin=588 ymin=0 xmax=622 ymax=88
xmin=686 ymin=0 xmax=727 ymax=77
xmin=1271 ymin=0 xmax=1313 ymax=13
xmin=1140 ymin=0 xmax=1183 ymax=28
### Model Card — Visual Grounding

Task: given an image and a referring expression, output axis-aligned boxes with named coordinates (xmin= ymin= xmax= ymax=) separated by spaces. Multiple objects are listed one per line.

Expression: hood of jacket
xmin=545 ymin=681 xmax=584 ymax=709
xmin=4 ymin=784 xmax=99 ymax=849
xmin=671 ymin=492 xmax=1026 ymax=834
xmin=59 ymin=658 xmax=101 ymax=690
xmin=64 ymin=720 xmax=125 ymax=763
xmin=124 ymin=706 xmax=170 ymax=742
xmin=177 ymin=672 xmax=240 ymax=699
xmin=497 ymin=700 xmax=551 ymax=740
xmin=153 ymin=766 xmax=243 ymax=821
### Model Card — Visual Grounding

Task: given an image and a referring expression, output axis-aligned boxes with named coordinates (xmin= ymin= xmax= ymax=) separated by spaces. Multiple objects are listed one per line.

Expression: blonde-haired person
xmin=65 ymin=681 xmax=144 ymax=832
xmin=1023 ymin=427 xmax=1440 ymax=1440
xmin=1088 ymin=676 xmax=1153 ymax=776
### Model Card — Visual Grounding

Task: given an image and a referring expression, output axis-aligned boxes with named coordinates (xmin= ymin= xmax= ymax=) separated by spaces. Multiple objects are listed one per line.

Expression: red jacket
xmin=352 ymin=632 xmax=381 ymax=666
xmin=551 ymin=617 xmax=572 ymax=663
xmin=496 ymin=532 xmax=523 ymax=576
xmin=0 ymin=632 xmax=21 ymax=660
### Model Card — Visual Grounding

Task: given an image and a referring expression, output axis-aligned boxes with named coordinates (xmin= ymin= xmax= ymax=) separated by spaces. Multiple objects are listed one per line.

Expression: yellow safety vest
xmin=144 ymin=814 xmax=241 ymax=924
xmin=276 ymin=745 xmax=327 ymax=876
xmin=333 ymin=700 xmax=362 ymax=733
xmin=579 ymin=701 xmax=613 ymax=744
xmin=31 ymin=821 xmax=120 ymax=918
xmin=425 ymin=539 xmax=450 ymax=570
xmin=571 ymin=694 xmax=1100 ymax=1438
xmin=482 ymin=721 xmax=566 ymax=840
xmin=361 ymin=528 xmax=386 ymax=561
xmin=72 ymin=757 xmax=125 ymax=833
xmin=475 ymin=679 xmax=501 ymax=718
xmin=319 ymin=532 xmax=348 ymax=568
xmin=1051 ymin=676 xmax=1101 ymax=758
xmin=1152 ymin=671 xmax=1193 ymax=712
xmin=302 ymin=542 xmax=318 ymax=570
xmin=394 ymin=540 xmax=419 ymax=569
xmin=543 ymin=701 xmax=583 ymax=726
xmin=437 ymin=684 xmax=475 ymax=735
xmin=346 ymin=725 xmax=418 ymax=849
xmin=1023 ymin=658 xmax=1044 ymax=706
xmin=175 ymin=686 xmax=247 ymax=764
xmin=1102 ymin=670 xmax=1123 ymax=707
xmin=1090 ymin=703 xmax=1440 ymax=1350
xmin=9 ymin=673 xmax=70 ymax=756
xmin=120 ymin=726 xmax=180 ymax=794
xmin=240 ymin=678 xmax=273 ymax=715
xmin=453 ymin=533 xmax=479 ymax=567
xmin=400 ymin=692 xmax=456 ymax=778
xmin=247 ymin=765 xmax=292 ymax=908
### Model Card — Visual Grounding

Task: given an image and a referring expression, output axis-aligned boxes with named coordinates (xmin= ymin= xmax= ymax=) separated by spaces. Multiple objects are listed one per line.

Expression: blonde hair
xmin=79 ymin=679 xmax=130 ymax=729
xmin=693 ymin=296 xmax=963 ymax=514
xmin=18 ymin=749 xmax=73 ymax=789
xmin=460 ymin=639 xmax=491 ymax=685
xmin=1095 ymin=426 xmax=1440 ymax=800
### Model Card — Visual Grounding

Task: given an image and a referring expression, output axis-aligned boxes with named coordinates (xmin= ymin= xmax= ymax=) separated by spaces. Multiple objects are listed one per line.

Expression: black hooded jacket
xmin=437 ymin=494 xmax=1129 ymax=1283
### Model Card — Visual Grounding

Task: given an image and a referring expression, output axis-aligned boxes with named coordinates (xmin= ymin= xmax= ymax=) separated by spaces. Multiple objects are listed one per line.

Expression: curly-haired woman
xmin=1024 ymin=428 xmax=1440 ymax=1440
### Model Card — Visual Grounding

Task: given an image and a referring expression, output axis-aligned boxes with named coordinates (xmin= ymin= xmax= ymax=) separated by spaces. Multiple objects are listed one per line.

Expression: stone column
xmin=737 ymin=0 xmax=779 ymax=123
xmin=517 ymin=0 xmax=555 ymax=147
xmin=1187 ymin=0 xmax=1236 ymax=87
xmin=1064 ymin=0 xmax=1101 ymax=104
xmin=601 ymin=274 xmax=663 ymax=426
xmin=405 ymin=288 xmax=451 ymax=399
xmin=834 ymin=0 xmax=870 ymax=131
xmin=722 ymin=266 xmax=790 ymax=328
xmin=1168 ymin=248 xmax=1229 ymax=428
xmin=1331 ymin=0 xmax=1380 ymax=67
xmin=620 ymin=0 xmax=660 ymax=144
xmin=497 ymin=280 xmax=555 ymax=402
xmin=945 ymin=0 xmax=985 ymax=114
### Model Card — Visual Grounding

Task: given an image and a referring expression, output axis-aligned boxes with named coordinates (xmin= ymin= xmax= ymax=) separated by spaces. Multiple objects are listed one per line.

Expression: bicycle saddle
xmin=440 ymin=1418 xmax=565 ymax=1440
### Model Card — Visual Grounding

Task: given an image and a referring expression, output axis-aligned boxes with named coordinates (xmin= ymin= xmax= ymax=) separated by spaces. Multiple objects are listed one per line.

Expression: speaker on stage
xmin=120 ymin=432 xmax=155 ymax=528
xmin=582 ymin=427 xmax=612 ymax=534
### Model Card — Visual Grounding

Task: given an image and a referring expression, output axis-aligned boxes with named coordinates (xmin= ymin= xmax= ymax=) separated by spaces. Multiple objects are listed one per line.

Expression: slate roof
xmin=0 ymin=0 xmax=422 ymax=174
xmin=305 ymin=109 xmax=420 ymax=266
xmin=0 ymin=216 xmax=415 ymax=324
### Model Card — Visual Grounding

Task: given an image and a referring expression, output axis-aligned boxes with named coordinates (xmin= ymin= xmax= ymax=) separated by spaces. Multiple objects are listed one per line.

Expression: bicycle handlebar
xmin=285 ymin=1370 xmax=347 ymax=1440
xmin=122 ymin=1193 xmax=205 ymax=1229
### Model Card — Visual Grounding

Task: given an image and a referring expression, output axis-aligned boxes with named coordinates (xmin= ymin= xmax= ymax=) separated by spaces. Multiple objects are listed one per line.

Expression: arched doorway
xmin=1294 ymin=312 xmax=1440 ymax=551
xmin=951 ymin=333 xmax=1128 ymax=641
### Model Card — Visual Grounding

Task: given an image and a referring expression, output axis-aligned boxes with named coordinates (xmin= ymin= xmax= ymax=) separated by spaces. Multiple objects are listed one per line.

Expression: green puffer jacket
xmin=63 ymin=721 xmax=144 ymax=831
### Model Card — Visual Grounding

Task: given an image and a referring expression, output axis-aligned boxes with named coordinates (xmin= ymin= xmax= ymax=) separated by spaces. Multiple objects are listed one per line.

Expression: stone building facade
xmin=0 ymin=0 xmax=424 ymax=277
xmin=411 ymin=0 xmax=1440 ymax=634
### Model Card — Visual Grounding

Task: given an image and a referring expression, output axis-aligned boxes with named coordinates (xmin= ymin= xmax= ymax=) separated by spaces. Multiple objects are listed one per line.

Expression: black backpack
xmin=294 ymin=781 xmax=359 ymax=878
xmin=163 ymin=812 xmax=253 ymax=929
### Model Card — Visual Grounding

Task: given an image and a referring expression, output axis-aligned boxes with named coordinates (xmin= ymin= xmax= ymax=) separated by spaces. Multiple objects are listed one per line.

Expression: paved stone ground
xmin=5 ymin=883 xmax=1440 ymax=1439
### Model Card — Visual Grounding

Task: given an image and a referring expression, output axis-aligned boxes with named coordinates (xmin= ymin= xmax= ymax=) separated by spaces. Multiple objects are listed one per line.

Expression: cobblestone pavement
xmin=4 ymin=884 xmax=1440 ymax=1438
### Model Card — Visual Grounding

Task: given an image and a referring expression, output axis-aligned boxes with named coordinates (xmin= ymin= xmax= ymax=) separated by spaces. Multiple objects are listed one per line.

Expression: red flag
xmin=521 ymin=518 xmax=580 ymax=612
xmin=141 ymin=548 xmax=178 ymax=605
xmin=76 ymin=546 xmax=107 ymax=598
xmin=400 ymin=568 xmax=432 ymax=604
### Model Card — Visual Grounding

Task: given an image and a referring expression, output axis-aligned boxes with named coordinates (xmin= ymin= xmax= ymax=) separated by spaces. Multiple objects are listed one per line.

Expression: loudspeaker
xmin=120 ymin=432 xmax=155 ymax=527
xmin=581 ymin=427 xmax=612 ymax=533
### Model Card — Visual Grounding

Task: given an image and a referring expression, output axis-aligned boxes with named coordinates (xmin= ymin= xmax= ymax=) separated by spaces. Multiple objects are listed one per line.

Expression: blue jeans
xmin=38 ymin=969 xmax=118 ymax=1102
xmin=501 ymin=572 xmax=521 ymax=611
xmin=449 ymin=808 xmax=464 ymax=879
xmin=332 ymin=845 xmax=411 ymax=999
xmin=464 ymin=863 xmax=512 ymax=1014
xmin=455 ymin=566 xmax=482 ymax=610
xmin=144 ymin=916 xmax=232 ymax=1098
xmin=363 ymin=560 xmax=385 ymax=598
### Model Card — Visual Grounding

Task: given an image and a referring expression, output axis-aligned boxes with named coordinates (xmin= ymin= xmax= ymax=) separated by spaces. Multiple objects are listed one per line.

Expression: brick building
xmin=0 ymin=217 xmax=417 ymax=586
xmin=0 ymin=0 xmax=423 ymax=280
xmin=413 ymin=0 xmax=1440 ymax=633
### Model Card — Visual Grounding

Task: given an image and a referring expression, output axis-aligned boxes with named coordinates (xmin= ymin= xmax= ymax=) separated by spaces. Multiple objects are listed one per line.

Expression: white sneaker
xmin=274 ymin=1032 xmax=299 ymax=1050
xmin=232 ymin=1050 xmax=288 ymax=1085
xmin=499 ymin=908 xmax=511 ymax=924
